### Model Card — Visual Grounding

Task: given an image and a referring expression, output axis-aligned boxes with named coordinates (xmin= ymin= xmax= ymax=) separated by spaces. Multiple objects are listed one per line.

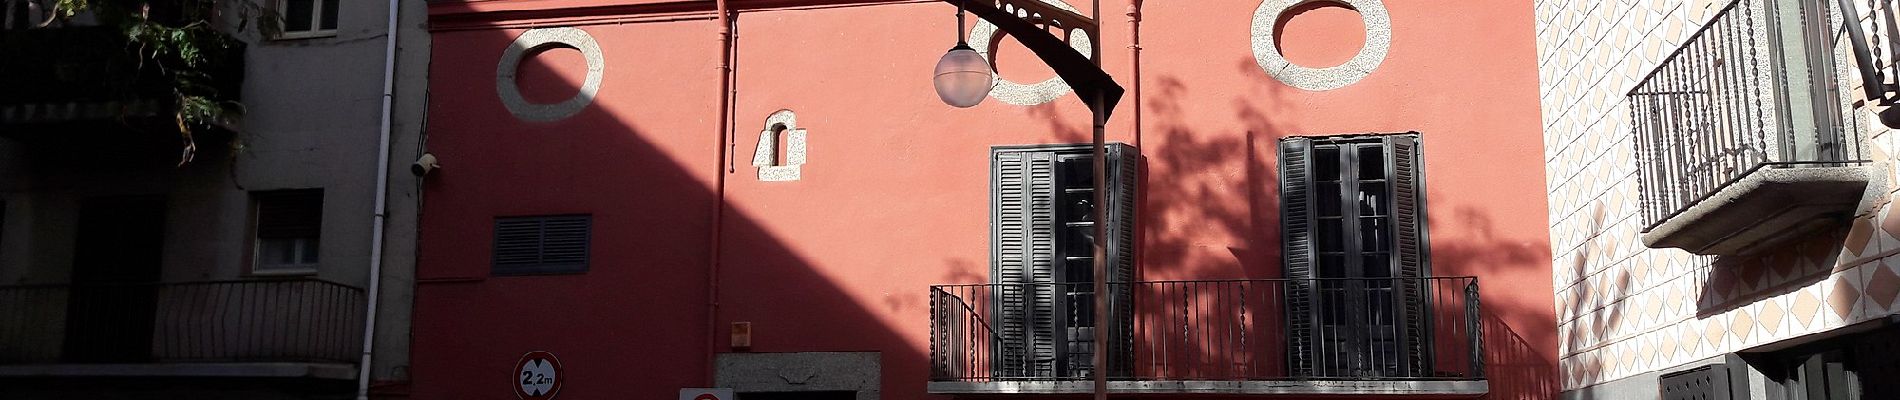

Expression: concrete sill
xmin=0 ymin=362 xmax=357 ymax=380
xmin=927 ymin=379 xmax=1488 ymax=396
xmin=1642 ymin=166 xmax=1874 ymax=255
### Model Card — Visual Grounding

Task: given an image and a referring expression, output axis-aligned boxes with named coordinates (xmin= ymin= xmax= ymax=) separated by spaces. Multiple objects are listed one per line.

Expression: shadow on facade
xmin=411 ymin=21 xmax=936 ymax=399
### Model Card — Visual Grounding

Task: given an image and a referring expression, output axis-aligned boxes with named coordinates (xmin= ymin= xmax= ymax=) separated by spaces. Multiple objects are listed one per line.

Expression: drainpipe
xmin=706 ymin=0 xmax=734 ymax=387
xmin=1127 ymin=0 xmax=1141 ymax=150
xmin=355 ymin=0 xmax=401 ymax=398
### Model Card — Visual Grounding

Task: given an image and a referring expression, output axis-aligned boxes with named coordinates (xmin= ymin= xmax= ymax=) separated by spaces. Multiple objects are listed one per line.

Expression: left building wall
xmin=0 ymin=0 xmax=430 ymax=396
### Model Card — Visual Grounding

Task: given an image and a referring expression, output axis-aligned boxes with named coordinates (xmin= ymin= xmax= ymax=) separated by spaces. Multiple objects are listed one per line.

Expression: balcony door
xmin=989 ymin=144 xmax=1137 ymax=379
xmin=63 ymin=196 xmax=166 ymax=363
xmin=1280 ymin=134 xmax=1431 ymax=378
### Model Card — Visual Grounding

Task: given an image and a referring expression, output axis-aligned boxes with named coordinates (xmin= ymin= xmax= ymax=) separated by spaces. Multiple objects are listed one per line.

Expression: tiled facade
xmin=1535 ymin=0 xmax=1900 ymax=393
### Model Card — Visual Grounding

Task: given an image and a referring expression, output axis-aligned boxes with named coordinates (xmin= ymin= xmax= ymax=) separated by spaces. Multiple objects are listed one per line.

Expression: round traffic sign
xmin=513 ymin=351 xmax=564 ymax=399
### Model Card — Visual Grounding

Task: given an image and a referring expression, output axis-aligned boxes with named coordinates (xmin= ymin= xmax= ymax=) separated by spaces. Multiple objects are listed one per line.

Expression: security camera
xmin=411 ymin=153 xmax=440 ymax=177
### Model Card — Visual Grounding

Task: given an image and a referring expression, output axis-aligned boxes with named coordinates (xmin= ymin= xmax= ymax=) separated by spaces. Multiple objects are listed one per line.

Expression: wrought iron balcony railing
xmin=1627 ymin=0 xmax=1872 ymax=254
xmin=928 ymin=277 xmax=1483 ymax=384
xmin=0 ymin=279 xmax=365 ymax=365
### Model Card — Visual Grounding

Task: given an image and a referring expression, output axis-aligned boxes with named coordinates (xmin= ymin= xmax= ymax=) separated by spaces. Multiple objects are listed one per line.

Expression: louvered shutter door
xmin=991 ymin=149 xmax=1060 ymax=377
xmin=1279 ymin=137 xmax=1319 ymax=377
xmin=1104 ymin=143 xmax=1139 ymax=377
xmin=1386 ymin=134 xmax=1431 ymax=375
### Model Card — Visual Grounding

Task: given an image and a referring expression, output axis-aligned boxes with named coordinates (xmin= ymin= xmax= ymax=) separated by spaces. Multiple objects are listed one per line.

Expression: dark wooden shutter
xmin=493 ymin=215 xmax=591 ymax=275
xmin=992 ymin=149 xmax=1059 ymax=377
xmin=1279 ymin=137 xmax=1319 ymax=376
xmin=1386 ymin=134 xmax=1431 ymax=375
xmin=1103 ymin=143 xmax=1139 ymax=377
xmin=256 ymin=190 xmax=322 ymax=239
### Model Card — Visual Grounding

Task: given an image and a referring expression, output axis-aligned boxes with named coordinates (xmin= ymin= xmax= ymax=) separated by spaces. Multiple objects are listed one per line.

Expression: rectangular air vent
xmin=1659 ymin=364 xmax=1730 ymax=400
xmin=492 ymin=215 xmax=591 ymax=276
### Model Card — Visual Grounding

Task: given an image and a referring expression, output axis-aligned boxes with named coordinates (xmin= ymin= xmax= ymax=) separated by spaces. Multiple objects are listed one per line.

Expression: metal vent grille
xmin=1659 ymin=364 xmax=1730 ymax=400
xmin=492 ymin=215 xmax=591 ymax=275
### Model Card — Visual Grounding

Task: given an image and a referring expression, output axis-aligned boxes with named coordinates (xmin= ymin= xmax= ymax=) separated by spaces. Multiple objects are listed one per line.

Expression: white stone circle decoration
xmin=751 ymin=110 xmax=807 ymax=182
xmin=497 ymin=27 xmax=605 ymax=122
xmin=1251 ymin=0 xmax=1391 ymax=91
xmin=967 ymin=0 xmax=1094 ymax=106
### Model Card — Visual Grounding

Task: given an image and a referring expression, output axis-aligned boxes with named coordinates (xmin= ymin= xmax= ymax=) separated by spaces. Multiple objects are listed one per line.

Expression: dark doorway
xmin=62 ymin=196 xmax=166 ymax=363
xmin=736 ymin=391 xmax=856 ymax=400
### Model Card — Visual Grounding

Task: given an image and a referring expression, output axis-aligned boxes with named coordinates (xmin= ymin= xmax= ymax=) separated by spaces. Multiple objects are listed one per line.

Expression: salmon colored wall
xmin=416 ymin=1 xmax=1557 ymax=399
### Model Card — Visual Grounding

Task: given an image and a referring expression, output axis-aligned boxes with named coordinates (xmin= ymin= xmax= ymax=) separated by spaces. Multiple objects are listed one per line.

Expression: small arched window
xmin=750 ymin=110 xmax=806 ymax=181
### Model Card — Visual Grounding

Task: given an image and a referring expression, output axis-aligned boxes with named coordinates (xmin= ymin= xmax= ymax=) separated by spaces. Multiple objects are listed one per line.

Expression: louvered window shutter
xmin=256 ymin=190 xmax=323 ymax=239
xmin=1279 ymin=137 xmax=1319 ymax=377
xmin=493 ymin=215 xmax=591 ymax=275
xmin=1386 ymin=134 xmax=1432 ymax=375
xmin=1103 ymin=143 xmax=1139 ymax=377
xmin=991 ymin=149 xmax=1060 ymax=377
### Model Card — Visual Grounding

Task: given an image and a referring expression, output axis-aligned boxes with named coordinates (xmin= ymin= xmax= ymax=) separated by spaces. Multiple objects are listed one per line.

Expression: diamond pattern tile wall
xmin=1540 ymin=0 xmax=1900 ymax=392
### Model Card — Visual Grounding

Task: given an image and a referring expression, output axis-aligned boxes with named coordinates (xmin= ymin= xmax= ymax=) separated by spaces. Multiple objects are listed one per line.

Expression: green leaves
xmin=40 ymin=0 xmax=264 ymax=165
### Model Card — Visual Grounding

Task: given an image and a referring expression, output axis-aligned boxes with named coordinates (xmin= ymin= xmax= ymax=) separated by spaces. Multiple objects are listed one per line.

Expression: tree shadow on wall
xmin=1004 ymin=54 xmax=1558 ymax=398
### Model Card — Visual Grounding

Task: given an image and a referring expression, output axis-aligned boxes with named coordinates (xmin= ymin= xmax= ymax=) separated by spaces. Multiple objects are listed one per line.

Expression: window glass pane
xmin=1360 ymin=217 xmax=1390 ymax=253
xmin=1317 ymin=181 xmax=1341 ymax=217
xmin=1064 ymin=258 xmax=1094 ymax=282
xmin=284 ymin=0 xmax=314 ymax=32
xmin=319 ymin=0 xmax=338 ymax=30
xmin=1358 ymin=144 xmax=1386 ymax=180
xmin=1361 ymin=254 xmax=1392 ymax=278
xmin=1314 ymin=146 xmax=1340 ymax=182
xmin=1059 ymin=157 xmax=1093 ymax=188
xmin=1062 ymin=228 xmax=1095 ymax=259
xmin=1358 ymin=184 xmax=1387 ymax=216
xmin=300 ymin=237 xmax=320 ymax=264
xmin=1317 ymin=218 xmax=1342 ymax=253
xmin=258 ymin=238 xmax=317 ymax=271
xmin=1062 ymin=194 xmax=1094 ymax=222
xmin=1317 ymin=254 xmax=1345 ymax=278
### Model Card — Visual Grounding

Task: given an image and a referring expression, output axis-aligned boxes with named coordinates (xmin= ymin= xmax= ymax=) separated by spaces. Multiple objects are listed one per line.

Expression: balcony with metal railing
xmin=0 ymin=279 xmax=365 ymax=379
xmin=927 ymin=277 xmax=1486 ymax=396
xmin=1628 ymin=0 xmax=1876 ymax=255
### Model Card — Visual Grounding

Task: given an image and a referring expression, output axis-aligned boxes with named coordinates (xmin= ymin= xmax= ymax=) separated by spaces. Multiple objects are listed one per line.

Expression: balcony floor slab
xmin=928 ymin=379 xmax=1488 ymax=396
xmin=1642 ymin=166 xmax=1877 ymax=255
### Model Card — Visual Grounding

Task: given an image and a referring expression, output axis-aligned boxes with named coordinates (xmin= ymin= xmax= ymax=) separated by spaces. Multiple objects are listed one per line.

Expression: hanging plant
xmin=25 ymin=0 xmax=275 ymax=165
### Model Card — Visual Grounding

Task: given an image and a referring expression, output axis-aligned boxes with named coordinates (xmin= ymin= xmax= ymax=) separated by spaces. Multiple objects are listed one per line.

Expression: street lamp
xmin=931 ymin=1 xmax=1123 ymax=399
xmin=934 ymin=1 xmax=993 ymax=108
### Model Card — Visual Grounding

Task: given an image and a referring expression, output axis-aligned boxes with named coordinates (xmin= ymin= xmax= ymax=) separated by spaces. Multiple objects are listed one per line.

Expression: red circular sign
xmin=513 ymin=351 xmax=564 ymax=400
xmin=694 ymin=395 xmax=720 ymax=400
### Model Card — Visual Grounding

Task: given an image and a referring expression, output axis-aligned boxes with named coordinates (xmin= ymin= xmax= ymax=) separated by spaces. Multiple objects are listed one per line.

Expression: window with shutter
xmin=989 ymin=143 xmax=1138 ymax=379
xmin=1279 ymin=133 xmax=1431 ymax=378
xmin=252 ymin=189 xmax=323 ymax=274
xmin=492 ymin=215 xmax=592 ymax=276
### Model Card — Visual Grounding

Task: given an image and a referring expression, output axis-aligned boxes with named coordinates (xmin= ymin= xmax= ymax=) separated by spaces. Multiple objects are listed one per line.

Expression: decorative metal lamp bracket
xmin=946 ymin=0 xmax=1125 ymax=117
xmin=1837 ymin=0 xmax=1900 ymax=127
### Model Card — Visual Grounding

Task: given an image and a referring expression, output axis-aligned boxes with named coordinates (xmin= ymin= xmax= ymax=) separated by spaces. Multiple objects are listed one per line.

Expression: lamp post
xmin=932 ymin=2 xmax=1123 ymax=399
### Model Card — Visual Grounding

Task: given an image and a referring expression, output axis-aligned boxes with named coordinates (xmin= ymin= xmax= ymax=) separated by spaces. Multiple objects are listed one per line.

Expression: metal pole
xmin=1089 ymin=3 xmax=1109 ymax=398
xmin=1090 ymin=90 xmax=1109 ymax=400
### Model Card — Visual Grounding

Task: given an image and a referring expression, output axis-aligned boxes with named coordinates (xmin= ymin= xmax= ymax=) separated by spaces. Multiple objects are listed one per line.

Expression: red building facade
xmin=415 ymin=1 xmax=1558 ymax=398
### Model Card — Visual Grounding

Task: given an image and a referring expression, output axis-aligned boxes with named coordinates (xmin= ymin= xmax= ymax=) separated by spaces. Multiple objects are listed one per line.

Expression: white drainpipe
xmin=356 ymin=0 xmax=400 ymax=398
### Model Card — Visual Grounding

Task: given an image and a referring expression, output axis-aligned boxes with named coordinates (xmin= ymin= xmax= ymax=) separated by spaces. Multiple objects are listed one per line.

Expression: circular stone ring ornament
xmin=967 ymin=0 xmax=1094 ymax=106
xmin=513 ymin=351 xmax=564 ymax=400
xmin=497 ymin=27 xmax=605 ymax=122
xmin=1251 ymin=0 xmax=1392 ymax=91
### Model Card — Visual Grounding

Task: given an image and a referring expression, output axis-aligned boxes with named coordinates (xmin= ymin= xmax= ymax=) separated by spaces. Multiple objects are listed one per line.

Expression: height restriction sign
xmin=514 ymin=351 xmax=564 ymax=399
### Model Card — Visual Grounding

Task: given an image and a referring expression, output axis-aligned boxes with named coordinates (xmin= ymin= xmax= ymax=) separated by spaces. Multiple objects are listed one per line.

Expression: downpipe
xmin=355 ymin=0 xmax=401 ymax=398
